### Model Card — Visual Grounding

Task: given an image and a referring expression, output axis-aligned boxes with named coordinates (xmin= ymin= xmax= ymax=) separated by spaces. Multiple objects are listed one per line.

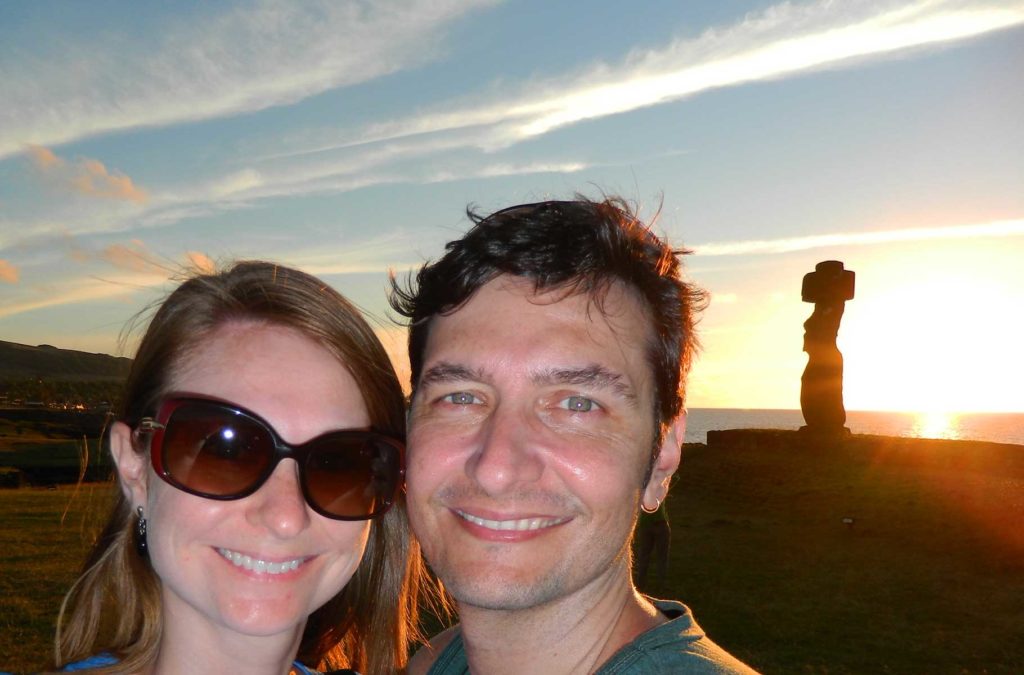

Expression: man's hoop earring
xmin=641 ymin=498 xmax=660 ymax=514
xmin=135 ymin=506 xmax=148 ymax=557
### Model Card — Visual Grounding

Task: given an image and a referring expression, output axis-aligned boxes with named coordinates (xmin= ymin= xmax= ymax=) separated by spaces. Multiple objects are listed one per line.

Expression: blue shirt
xmin=60 ymin=653 xmax=329 ymax=673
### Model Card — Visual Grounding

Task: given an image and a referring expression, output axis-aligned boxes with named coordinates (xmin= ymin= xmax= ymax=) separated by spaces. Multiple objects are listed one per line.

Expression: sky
xmin=1 ymin=0 xmax=1022 ymax=413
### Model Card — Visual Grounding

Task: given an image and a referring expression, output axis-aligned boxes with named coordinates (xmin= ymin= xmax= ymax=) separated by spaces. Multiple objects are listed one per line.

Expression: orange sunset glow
xmin=690 ymin=228 xmax=1023 ymax=416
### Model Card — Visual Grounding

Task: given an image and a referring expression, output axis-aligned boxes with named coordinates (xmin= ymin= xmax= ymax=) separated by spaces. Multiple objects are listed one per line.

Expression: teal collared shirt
xmin=426 ymin=599 xmax=758 ymax=674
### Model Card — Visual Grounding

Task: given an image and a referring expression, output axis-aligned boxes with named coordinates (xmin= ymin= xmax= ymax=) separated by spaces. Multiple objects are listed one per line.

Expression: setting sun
xmin=842 ymin=246 xmax=1023 ymax=413
xmin=689 ymin=234 xmax=1023 ymax=414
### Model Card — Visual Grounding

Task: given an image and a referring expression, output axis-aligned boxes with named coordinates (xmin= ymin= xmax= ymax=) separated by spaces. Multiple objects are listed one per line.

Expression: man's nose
xmin=247 ymin=459 xmax=311 ymax=537
xmin=466 ymin=404 xmax=544 ymax=495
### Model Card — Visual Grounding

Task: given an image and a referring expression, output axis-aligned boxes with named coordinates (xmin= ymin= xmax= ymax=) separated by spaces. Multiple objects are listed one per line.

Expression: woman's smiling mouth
xmin=216 ymin=547 xmax=307 ymax=574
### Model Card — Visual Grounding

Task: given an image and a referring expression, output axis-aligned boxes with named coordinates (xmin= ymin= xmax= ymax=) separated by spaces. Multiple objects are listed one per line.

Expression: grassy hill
xmin=658 ymin=430 xmax=1024 ymax=674
xmin=0 ymin=340 xmax=130 ymax=383
xmin=0 ymin=430 xmax=1021 ymax=673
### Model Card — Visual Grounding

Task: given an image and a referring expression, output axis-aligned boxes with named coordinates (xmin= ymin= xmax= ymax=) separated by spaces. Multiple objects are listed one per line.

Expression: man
xmin=391 ymin=197 xmax=757 ymax=674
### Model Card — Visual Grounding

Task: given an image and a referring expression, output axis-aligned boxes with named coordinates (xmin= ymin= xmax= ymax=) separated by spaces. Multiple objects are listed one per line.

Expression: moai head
xmin=802 ymin=260 xmax=855 ymax=305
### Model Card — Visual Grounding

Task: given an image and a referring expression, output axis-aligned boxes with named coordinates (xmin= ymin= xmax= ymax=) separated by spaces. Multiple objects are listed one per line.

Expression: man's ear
xmin=642 ymin=412 xmax=685 ymax=511
xmin=110 ymin=421 xmax=149 ymax=506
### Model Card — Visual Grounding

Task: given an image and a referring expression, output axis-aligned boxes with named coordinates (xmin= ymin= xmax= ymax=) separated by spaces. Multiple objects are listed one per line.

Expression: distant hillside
xmin=0 ymin=340 xmax=131 ymax=383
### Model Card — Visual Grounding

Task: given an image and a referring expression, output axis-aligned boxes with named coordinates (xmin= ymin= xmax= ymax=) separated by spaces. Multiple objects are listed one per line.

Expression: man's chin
xmin=444 ymin=571 xmax=567 ymax=612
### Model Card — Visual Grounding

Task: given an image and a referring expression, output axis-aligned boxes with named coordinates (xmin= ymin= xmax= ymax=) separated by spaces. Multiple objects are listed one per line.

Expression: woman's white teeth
xmin=457 ymin=511 xmax=566 ymax=531
xmin=217 ymin=548 xmax=303 ymax=574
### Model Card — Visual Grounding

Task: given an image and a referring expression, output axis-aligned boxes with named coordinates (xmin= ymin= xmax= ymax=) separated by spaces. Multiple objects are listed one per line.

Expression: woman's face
xmin=116 ymin=321 xmax=373 ymax=641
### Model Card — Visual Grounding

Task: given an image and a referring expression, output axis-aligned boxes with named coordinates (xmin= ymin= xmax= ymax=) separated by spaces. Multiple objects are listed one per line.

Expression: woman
xmin=55 ymin=261 xmax=422 ymax=674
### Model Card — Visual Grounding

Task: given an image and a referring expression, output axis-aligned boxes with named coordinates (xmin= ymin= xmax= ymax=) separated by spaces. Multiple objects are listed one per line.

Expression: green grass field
xmin=1 ymin=433 xmax=1021 ymax=673
xmin=0 ymin=484 xmax=113 ymax=672
xmin=660 ymin=434 xmax=1024 ymax=674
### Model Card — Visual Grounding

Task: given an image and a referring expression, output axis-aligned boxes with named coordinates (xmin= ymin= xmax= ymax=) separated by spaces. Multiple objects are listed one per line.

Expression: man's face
xmin=406 ymin=275 xmax=680 ymax=611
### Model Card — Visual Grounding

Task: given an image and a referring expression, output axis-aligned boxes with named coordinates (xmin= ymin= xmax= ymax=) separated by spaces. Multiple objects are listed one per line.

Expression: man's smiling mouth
xmin=454 ymin=509 xmax=570 ymax=532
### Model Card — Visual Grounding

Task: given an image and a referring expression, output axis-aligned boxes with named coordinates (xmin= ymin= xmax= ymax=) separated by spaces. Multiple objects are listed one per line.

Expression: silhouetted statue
xmin=800 ymin=260 xmax=855 ymax=436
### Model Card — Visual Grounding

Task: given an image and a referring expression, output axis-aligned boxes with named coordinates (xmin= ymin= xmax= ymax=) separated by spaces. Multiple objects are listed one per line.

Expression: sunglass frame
xmin=133 ymin=395 xmax=404 ymax=521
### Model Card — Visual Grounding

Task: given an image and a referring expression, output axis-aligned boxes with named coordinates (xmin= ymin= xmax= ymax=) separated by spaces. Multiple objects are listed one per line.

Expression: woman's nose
xmin=247 ymin=459 xmax=311 ymax=538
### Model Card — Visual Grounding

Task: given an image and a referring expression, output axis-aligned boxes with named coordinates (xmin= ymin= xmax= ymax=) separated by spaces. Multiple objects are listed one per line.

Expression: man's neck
xmin=456 ymin=566 xmax=666 ymax=675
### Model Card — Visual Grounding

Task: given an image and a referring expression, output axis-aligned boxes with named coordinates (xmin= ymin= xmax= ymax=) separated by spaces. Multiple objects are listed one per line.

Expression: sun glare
xmin=842 ymin=271 xmax=1023 ymax=413
xmin=911 ymin=410 xmax=960 ymax=440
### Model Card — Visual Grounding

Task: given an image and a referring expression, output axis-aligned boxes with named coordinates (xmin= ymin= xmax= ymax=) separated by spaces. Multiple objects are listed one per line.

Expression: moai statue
xmin=800 ymin=260 xmax=855 ymax=436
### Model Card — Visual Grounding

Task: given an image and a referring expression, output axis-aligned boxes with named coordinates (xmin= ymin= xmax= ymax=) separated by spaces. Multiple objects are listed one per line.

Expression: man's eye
xmin=443 ymin=392 xmax=479 ymax=405
xmin=559 ymin=395 xmax=598 ymax=412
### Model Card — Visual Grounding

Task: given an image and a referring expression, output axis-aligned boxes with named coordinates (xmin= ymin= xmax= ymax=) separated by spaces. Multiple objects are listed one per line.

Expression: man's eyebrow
xmin=533 ymin=365 xmax=638 ymax=404
xmin=419 ymin=362 xmax=486 ymax=387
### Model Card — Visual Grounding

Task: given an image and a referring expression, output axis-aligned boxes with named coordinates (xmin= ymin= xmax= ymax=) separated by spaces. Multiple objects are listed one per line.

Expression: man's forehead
xmin=447 ymin=274 xmax=653 ymax=327
xmin=419 ymin=275 xmax=655 ymax=388
xmin=428 ymin=277 xmax=643 ymax=345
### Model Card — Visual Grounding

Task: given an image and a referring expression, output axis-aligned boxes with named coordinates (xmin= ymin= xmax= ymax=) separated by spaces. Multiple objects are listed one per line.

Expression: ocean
xmin=684 ymin=408 xmax=1024 ymax=447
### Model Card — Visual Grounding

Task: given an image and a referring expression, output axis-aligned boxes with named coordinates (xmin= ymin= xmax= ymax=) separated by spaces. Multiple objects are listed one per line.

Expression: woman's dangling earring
xmin=135 ymin=505 xmax=148 ymax=557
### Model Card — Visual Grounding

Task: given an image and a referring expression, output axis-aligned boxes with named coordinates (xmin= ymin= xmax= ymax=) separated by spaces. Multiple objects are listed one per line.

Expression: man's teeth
xmin=456 ymin=510 xmax=567 ymax=531
xmin=217 ymin=548 xmax=304 ymax=574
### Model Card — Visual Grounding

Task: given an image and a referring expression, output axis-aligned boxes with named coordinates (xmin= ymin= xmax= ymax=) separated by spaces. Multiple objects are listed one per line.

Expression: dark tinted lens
xmin=162 ymin=402 xmax=275 ymax=497
xmin=303 ymin=433 xmax=400 ymax=518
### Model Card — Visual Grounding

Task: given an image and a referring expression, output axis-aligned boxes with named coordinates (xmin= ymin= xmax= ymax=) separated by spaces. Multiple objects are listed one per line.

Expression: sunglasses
xmin=134 ymin=396 xmax=404 ymax=520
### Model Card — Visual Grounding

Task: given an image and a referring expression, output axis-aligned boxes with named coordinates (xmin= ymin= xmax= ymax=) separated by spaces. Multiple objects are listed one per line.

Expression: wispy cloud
xmin=0 ymin=259 xmax=19 ymax=283
xmin=70 ymin=160 xmax=148 ymax=203
xmin=6 ymin=0 xmax=1020 ymax=242
xmin=508 ymin=0 xmax=1024 ymax=141
xmin=5 ymin=147 xmax=592 ymax=250
xmin=0 ymin=273 xmax=161 ymax=320
xmin=26 ymin=145 xmax=61 ymax=170
xmin=173 ymin=0 xmax=1021 ymax=233
xmin=287 ymin=0 xmax=1024 ymax=157
xmin=0 ymin=243 xmax=220 ymax=321
xmin=285 ymin=232 xmax=428 ymax=277
xmin=156 ymin=157 xmax=590 ymax=236
xmin=694 ymin=218 xmax=1024 ymax=256
xmin=0 ymin=0 xmax=496 ymax=160
xmin=0 ymin=232 xmax=408 ymax=321
xmin=139 ymin=0 xmax=1024 ymax=227
xmin=69 ymin=237 xmax=218 ymax=279
xmin=423 ymin=160 xmax=590 ymax=184
xmin=97 ymin=241 xmax=169 ymax=274
xmin=27 ymin=145 xmax=148 ymax=203
xmin=185 ymin=252 xmax=216 ymax=275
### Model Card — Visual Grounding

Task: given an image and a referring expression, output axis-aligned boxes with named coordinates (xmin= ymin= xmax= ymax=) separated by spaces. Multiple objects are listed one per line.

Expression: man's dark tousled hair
xmin=389 ymin=196 xmax=707 ymax=429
